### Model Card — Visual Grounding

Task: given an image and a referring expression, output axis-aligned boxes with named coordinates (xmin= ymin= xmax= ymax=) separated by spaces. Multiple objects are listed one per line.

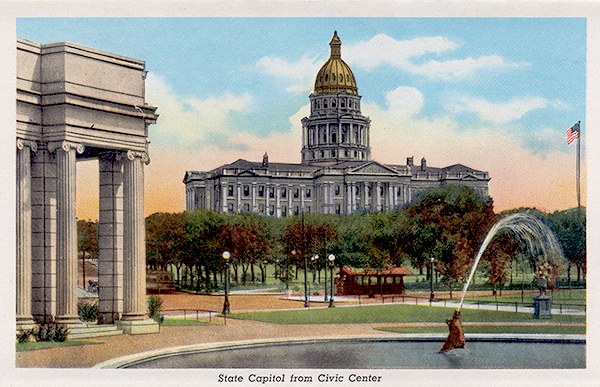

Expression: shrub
xmin=147 ymin=294 xmax=164 ymax=324
xmin=17 ymin=321 xmax=70 ymax=343
xmin=52 ymin=324 xmax=69 ymax=342
xmin=77 ymin=300 xmax=98 ymax=322
xmin=16 ymin=328 xmax=33 ymax=343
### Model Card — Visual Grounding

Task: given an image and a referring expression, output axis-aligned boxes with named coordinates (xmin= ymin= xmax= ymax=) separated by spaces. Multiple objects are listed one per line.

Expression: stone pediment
xmin=237 ymin=170 xmax=259 ymax=177
xmin=349 ymin=161 xmax=399 ymax=175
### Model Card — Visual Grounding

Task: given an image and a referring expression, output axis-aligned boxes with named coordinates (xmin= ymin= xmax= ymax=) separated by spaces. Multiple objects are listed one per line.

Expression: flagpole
xmin=576 ymin=121 xmax=581 ymax=209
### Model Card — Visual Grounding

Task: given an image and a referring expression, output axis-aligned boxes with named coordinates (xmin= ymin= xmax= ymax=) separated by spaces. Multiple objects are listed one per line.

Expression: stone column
xmin=221 ymin=182 xmax=228 ymax=213
xmin=237 ymin=182 xmax=242 ymax=212
xmin=51 ymin=141 xmax=84 ymax=324
xmin=376 ymin=182 xmax=382 ymax=211
xmin=265 ymin=183 xmax=271 ymax=216
xmin=364 ymin=182 xmax=369 ymax=210
xmin=121 ymin=151 xmax=148 ymax=320
xmin=276 ymin=184 xmax=281 ymax=218
xmin=252 ymin=182 xmax=257 ymax=212
xmin=288 ymin=184 xmax=293 ymax=217
xmin=118 ymin=150 xmax=158 ymax=334
xmin=98 ymin=152 xmax=124 ymax=324
xmin=346 ymin=184 xmax=352 ymax=214
xmin=16 ymin=139 xmax=37 ymax=327
xmin=300 ymin=184 xmax=306 ymax=213
xmin=352 ymin=182 xmax=357 ymax=212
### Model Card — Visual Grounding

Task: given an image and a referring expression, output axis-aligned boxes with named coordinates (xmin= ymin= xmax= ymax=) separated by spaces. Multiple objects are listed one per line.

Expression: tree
xmin=77 ymin=219 xmax=98 ymax=289
xmin=146 ymin=212 xmax=186 ymax=271
xmin=546 ymin=208 xmax=586 ymax=282
xmin=403 ymin=185 xmax=497 ymax=285
xmin=184 ymin=210 xmax=227 ymax=290
xmin=220 ymin=212 xmax=273 ymax=284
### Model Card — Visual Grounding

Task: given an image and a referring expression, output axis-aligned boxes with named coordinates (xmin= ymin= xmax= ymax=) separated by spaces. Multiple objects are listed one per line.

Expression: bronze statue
xmin=440 ymin=310 xmax=465 ymax=352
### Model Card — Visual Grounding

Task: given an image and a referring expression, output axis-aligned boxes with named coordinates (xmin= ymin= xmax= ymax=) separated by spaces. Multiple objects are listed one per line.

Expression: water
xmin=457 ymin=213 xmax=565 ymax=311
xmin=124 ymin=339 xmax=585 ymax=369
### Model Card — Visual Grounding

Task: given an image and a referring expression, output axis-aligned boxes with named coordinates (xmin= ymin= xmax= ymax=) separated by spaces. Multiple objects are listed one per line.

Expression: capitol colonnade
xmin=16 ymin=38 xmax=159 ymax=334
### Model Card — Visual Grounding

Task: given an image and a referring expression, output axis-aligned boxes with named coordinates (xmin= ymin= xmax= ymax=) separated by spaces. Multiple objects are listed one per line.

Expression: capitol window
xmin=258 ymin=185 xmax=264 ymax=197
xmin=228 ymin=185 xmax=234 ymax=197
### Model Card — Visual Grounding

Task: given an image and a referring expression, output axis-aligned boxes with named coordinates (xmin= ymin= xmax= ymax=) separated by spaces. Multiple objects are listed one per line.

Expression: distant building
xmin=183 ymin=32 xmax=490 ymax=216
xmin=336 ymin=267 xmax=414 ymax=296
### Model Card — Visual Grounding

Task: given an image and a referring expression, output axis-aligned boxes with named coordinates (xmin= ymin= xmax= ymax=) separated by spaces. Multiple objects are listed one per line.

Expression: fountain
xmin=441 ymin=213 xmax=566 ymax=352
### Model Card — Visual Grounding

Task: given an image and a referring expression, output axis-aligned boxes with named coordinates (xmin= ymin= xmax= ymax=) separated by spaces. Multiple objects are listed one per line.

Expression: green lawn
xmin=16 ymin=339 xmax=105 ymax=352
xmin=377 ymin=324 xmax=586 ymax=335
xmin=231 ymin=304 xmax=586 ymax=325
xmin=464 ymin=289 xmax=586 ymax=310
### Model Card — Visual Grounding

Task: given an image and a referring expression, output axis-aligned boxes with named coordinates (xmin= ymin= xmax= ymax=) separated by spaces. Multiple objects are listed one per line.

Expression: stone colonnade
xmin=16 ymin=140 xmax=153 ymax=331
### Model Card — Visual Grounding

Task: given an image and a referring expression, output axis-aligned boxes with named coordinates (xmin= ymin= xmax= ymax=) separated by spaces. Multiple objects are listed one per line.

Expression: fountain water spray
xmin=456 ymin=213 xmax=565 ymax=311
xmin=441 ymin=213 xmax=565 ymax=352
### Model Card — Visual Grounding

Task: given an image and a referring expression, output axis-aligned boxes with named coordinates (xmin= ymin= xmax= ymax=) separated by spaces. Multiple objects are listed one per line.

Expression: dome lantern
xmin=314 ymin=31 xmax=358 ymax=94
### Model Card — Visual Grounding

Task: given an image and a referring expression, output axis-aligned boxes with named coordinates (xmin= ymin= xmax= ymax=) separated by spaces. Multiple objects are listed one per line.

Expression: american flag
xmin=566 ymin=122 xmax=580 ymax=145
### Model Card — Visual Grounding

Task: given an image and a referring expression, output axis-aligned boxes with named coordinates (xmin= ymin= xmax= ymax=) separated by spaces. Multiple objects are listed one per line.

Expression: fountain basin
xmin=94 ymin=334 xmax=585 ymax=369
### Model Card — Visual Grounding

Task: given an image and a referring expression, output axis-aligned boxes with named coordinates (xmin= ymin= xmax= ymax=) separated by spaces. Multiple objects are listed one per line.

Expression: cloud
xmin=344 ymin=34 xmax=527 ymax=80
xmin=344 ymin=34 xmax=458 ymax=70
xmin=145 ymin=72 xmax=253 ymax=150
xmin=364 ymin=113 xmax=585 ymax=213
xmin=255 ymin=55 xmax=322 ymax=93
xmin=444 ymin=95 xmax=566 ymax=124
xmin=364 ymin=86 xmax=424 ymax=125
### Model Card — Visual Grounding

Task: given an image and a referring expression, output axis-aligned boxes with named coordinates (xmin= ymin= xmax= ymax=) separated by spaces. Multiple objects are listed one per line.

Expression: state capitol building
xmin=183 ymin=32 xmax=490 ymax=217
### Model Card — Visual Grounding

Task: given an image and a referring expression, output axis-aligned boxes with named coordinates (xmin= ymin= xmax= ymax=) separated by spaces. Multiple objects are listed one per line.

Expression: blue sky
xmin=16 ymin=18 xmax=587 ymax=215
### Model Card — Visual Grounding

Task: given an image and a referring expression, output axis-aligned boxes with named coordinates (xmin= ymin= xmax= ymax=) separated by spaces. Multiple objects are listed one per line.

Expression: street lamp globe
xmin=223 ymin=251 xmax=230 ymax=260
xmin=328 ymin=254 xmax=335 ymax=262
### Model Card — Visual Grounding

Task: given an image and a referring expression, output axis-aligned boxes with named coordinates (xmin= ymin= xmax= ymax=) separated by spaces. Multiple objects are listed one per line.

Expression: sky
xmin=15 ymin=17 xmax=587 ymax=220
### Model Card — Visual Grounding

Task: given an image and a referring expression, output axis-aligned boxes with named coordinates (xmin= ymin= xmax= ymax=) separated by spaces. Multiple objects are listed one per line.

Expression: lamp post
xmin=328 ymin=254 xmax=335 ymax=307
xmin=429 ymin=257 xmax=435 ymax=300
xmin=311 ymin=254 xmax=319 ymax=291
xmin=303 ymin=251 xmax=309 ymax=307
xmin=324 ymin=254 xmax=328 ymax=302
xmin=222 ymin=251 xmax=231 ymax=314
xmin=290 ymin=249 xmax=296 ymax=292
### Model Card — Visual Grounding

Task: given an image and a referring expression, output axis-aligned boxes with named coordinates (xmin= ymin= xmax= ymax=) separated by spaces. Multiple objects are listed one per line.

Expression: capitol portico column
xmin=276 ymin=184 xmax=281 ymax=217
xmin=221 ymin=182 xmax=228 ymax=213
xmin=16 ymin=139 xmax=37 ymax=327
xmin=252 ymin=182 xmax=257 ymax=212
xmin=346 ymin=184 xmax=352 ymax=214
xmin=376 ymin=182 xmax=382 ymax=211
xmin=51 ymin=141 xmax=84 ymax=324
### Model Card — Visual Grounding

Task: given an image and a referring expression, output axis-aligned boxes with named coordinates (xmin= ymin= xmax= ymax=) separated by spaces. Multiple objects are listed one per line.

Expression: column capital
xmin=47 ymin=140 xmax=84 ymax=154
xmin=118 ymin=150 xmax=150 ymax=165
xmin=16 ymin=138 xmax=38 ymax=153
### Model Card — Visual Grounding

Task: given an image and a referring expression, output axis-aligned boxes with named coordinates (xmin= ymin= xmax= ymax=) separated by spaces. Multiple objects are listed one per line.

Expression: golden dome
xmin=314 ymin=31 xmax=358 ymax=94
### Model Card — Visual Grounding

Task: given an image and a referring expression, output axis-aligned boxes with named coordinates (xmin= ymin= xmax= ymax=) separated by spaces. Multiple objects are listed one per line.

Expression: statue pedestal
xmin=533 ymin=295 xmax=552 ymax=319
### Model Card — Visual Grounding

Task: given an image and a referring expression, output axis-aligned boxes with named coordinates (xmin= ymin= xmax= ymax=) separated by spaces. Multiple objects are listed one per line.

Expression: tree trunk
xmin=251 ymin=264 xmax=255 ymax=283
xmin=233 ymin=264 xmax=239 ymax=284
